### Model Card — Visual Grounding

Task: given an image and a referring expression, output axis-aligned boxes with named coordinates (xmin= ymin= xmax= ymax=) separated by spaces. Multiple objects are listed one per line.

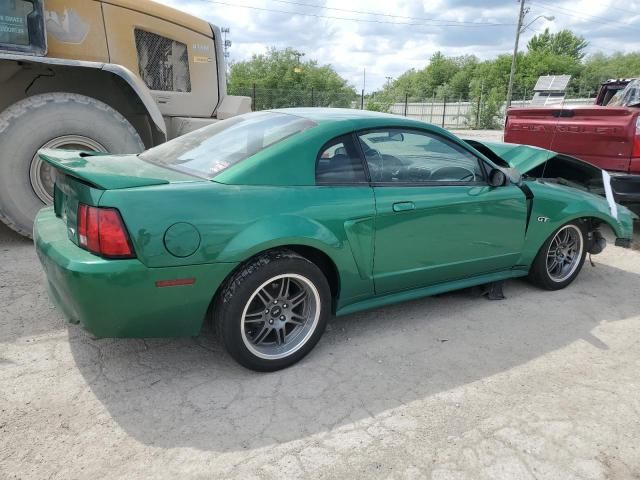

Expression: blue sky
xmin=157 ymin=0 xmax=640 ymax=91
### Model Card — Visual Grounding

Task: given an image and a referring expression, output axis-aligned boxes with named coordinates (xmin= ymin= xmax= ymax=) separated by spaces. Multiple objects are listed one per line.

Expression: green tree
xmin=378 ymin=53 xmax=479 ymax=101
xmin=580 ymin=52 xmax=640 ymax=95
xmin=527 ymin=29 xmax=589 ymax=60
xmin=384 ymin=69 xmax=421 ymax=99
xmin=365 ymin=95 xmax=393 ymax=113
xmin=467 ymin=79 xmax=504 ymax=129
xmin=518 ymin=50 xmax=583 ymax=95
xmin=228 ymin=47 xmax=356 ymax=109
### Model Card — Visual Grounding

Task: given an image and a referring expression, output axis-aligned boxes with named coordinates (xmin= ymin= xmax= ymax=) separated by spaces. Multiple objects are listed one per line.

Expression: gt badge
xmin=537 ymin=216 xmax=549 ymax=223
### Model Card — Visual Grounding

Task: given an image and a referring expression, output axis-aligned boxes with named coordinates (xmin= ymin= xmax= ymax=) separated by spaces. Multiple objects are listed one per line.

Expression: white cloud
xmin=155 ymin=0 xmax=640 ymax=91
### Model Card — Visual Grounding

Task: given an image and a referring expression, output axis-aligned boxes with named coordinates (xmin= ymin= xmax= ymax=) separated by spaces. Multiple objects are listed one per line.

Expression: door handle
xmin=392 ymin=201 xmax=415 ymax=212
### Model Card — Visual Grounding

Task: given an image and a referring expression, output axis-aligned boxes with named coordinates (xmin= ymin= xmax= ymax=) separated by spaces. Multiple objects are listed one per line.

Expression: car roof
xmin=267 ymin=107 xmax=408 ymax=124
xmin=213 ymin=108 xmax=493 ymax=187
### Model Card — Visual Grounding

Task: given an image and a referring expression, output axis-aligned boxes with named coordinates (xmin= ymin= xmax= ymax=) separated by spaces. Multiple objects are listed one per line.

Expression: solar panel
xmin=533 ymin=75 xmax=571 ymax=92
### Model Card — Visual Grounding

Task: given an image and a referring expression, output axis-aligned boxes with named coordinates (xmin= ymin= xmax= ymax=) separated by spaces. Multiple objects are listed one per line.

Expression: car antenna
xmin=540 ymin=100 xmax=564 ymax=180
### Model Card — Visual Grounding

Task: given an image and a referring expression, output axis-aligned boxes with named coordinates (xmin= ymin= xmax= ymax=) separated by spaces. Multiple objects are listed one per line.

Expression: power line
xmin=601 ymin=2 xmax=640 ymax=16
xmin=203 ymin=0 xmax=515 ymax=28
xmin=267 ymin=0 xmax=514 ymax=26
xmin=530 ymin=1 xmax=621 ymax=27
xmin=585 ymin=41 xmax=635 ymax=53
xmin=530 ymin=0 xmax=639 ymax=30
xmin=531 ymin=0 xmax=617 ymax=23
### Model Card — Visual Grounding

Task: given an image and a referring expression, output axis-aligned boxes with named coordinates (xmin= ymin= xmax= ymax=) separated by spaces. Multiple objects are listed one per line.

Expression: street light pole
xmin=292 ymin=51 xmax=304 ymax=73
xmin=506 ymin=0 xmax=526 ymax=109
xmin=506 ymin=0 xmax=555 ymax=109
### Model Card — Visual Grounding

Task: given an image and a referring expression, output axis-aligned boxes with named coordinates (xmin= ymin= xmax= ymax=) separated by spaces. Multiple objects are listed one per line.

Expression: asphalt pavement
xmin=2 ymin=159 xmax=640 ymax=479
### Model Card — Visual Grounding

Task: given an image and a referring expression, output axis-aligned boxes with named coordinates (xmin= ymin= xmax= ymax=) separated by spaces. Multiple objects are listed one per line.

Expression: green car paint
xmin=39 ymin=149 xmax=196 ymax=189
xmin=468 ymin=141 xmax=556 ymax=173
xmin=371 ymin=184 xmax=527 ymax=294
xmin=34 ymin=208 xmax=237 ymax=337
xmin=518 ymin=180 xmax=633 ymax=265
xmin=33 ymin=108 xmax=634 ymax=339
xmin=469 ymin=139 xmax=635 ymax=263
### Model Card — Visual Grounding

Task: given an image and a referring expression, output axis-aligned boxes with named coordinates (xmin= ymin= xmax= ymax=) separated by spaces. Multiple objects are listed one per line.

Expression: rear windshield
xmin=140 ymin=111 xmax=316 ymax=178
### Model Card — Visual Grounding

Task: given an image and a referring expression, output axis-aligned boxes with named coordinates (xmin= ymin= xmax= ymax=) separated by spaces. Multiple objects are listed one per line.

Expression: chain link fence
xmin=386 ymin=95 xmax=595 ymax=130
xmin=229 ymin=85 xmax=356 ymax=110
xmin=229 ymin=84 xmax=597 ymax=130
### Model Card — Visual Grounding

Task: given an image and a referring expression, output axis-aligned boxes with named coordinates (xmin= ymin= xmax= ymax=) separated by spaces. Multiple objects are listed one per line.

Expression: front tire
xmin=0 ymin=93 xmax=144 ymax=237
xmin=214 ymin=250 xmax=331 ymax=371
xmin=528 ymin=221 xmax=587 ymax=290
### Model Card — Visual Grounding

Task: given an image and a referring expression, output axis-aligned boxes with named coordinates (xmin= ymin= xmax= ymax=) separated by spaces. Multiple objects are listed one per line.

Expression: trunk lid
xmin=39 ymin=149 xmax=198 ymax=190
xmin=39 ymin=149 xmax=201 ymax=246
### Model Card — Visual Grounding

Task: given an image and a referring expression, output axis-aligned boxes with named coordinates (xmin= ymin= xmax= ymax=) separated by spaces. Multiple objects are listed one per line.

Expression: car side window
xmin=358 ymin=129 xmax=485 ymax=184
xmin=316 ymin=135 xmax=368 ymax=184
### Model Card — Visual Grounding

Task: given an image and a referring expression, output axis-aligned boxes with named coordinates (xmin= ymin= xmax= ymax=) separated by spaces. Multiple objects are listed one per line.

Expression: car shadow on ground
xmin=66 ymin=257 xmax=640 ymax=453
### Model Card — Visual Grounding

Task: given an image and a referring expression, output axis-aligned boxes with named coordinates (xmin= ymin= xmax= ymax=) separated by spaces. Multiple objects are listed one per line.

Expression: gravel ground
xmin=2 ymin=143 xmax=640 ymax=478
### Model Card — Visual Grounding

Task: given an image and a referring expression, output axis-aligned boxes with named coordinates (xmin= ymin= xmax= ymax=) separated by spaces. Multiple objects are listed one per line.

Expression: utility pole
xmin=506 ymin=0 xmax=526 ymax=109
xmin=363 ymin=68 xmax=366 ymax=95
xmin=221 ymin=27 xmax=231 ymax=59
xmin=221 ymin=27 xmax=231 ymax=78
xmin=385 ymin=76 xmax=393 ymax=88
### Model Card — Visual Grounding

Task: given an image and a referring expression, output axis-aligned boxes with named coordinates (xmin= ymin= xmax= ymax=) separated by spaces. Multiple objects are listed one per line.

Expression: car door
xmin=358 ymin=128 xmax=528 ymax=295
xmin=315 ymin=134 xmax=377 ymax=303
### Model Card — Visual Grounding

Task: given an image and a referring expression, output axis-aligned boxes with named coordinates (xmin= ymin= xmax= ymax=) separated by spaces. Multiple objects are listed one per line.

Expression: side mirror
xmin=389 ymin=132 xmax=404 ymax=142
xmin=488 ymin=169 xmax=507 ymax=187
xmin=503 ymin=167 xmax=522 ymax=185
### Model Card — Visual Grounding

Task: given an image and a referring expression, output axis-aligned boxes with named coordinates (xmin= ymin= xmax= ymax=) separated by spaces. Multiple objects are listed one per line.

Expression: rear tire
xmin=0 ymin=93 xmax=144 ymax=237
xmin=528 ymin=221 xmax=587 ymax=290
xmin=214 ymin=250 xmax=331 ymax=371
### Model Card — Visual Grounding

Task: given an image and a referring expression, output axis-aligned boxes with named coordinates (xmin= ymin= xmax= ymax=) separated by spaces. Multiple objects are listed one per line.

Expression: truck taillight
xmin=634 ymin=116 xmax=640 ymax=158
xmin=77 ymin=204 xmax=135 ymax=259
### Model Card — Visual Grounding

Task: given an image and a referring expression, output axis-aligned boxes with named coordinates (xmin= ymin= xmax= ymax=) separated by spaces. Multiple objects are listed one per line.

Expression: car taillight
xmin=76 ymin=203 xmax=135 ymax=258
xmin=633 ymin=116 xmax=640 ymax=158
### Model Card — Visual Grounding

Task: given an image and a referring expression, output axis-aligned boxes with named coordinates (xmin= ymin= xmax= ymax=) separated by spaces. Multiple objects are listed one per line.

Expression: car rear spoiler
xmin=38 ymin=149 xmax=171 ymax=190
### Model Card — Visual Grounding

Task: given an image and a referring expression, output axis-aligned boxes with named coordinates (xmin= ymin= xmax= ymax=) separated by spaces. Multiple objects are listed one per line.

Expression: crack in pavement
xmin=2 ymin=226 xmax=640 ymax=479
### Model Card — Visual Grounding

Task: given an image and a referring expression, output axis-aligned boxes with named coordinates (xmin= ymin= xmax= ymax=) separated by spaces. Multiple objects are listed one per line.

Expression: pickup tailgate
xmin=505 ymin=106 xmax=638 ymax=173
xmin=504 ymin=107 xmax=558 ymax=150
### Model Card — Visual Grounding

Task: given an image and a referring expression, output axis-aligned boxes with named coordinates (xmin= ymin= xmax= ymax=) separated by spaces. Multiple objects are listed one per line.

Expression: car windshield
xmin=140 ymin=111 xmax=316 ymax=178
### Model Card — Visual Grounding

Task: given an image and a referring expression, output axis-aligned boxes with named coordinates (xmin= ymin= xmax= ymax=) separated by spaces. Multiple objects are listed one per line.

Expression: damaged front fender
xmin=466 ymin=138 xmax=635 ymax=254
xmin=516 ymin=180 xmax=634 ymax=266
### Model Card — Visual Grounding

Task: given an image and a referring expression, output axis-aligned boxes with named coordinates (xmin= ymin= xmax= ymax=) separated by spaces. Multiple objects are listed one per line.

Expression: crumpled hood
xmin=466 ymin=140 xmax=637 ymax=224
xmin=466 ymin=140 xmax=557 ymax=174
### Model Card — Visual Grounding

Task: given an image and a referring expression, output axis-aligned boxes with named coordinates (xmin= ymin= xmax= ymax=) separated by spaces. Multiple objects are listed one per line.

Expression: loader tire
xmin=0 ymin=93 xmax=144 ymax=238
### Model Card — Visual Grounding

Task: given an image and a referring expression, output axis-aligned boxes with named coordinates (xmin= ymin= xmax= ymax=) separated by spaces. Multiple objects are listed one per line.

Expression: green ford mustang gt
xmin=34 ymin=108 xmax=635 ymax=371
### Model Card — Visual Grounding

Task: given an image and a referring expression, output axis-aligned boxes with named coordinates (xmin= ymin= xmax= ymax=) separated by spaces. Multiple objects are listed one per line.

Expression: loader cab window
xmin=0 ymin=0 xmax=46 ymax=54
xmin=134 ymin=29 xmax=192 ymax=93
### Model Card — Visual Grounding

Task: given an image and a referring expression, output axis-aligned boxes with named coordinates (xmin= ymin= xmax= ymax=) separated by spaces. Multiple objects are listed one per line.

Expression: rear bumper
xmin=34 ymin=207 xmax=237 ymax=338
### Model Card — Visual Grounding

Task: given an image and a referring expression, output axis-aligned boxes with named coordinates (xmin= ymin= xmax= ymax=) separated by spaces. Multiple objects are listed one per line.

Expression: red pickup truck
xmin=505 ymin=79 xmax=640 ymax=211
